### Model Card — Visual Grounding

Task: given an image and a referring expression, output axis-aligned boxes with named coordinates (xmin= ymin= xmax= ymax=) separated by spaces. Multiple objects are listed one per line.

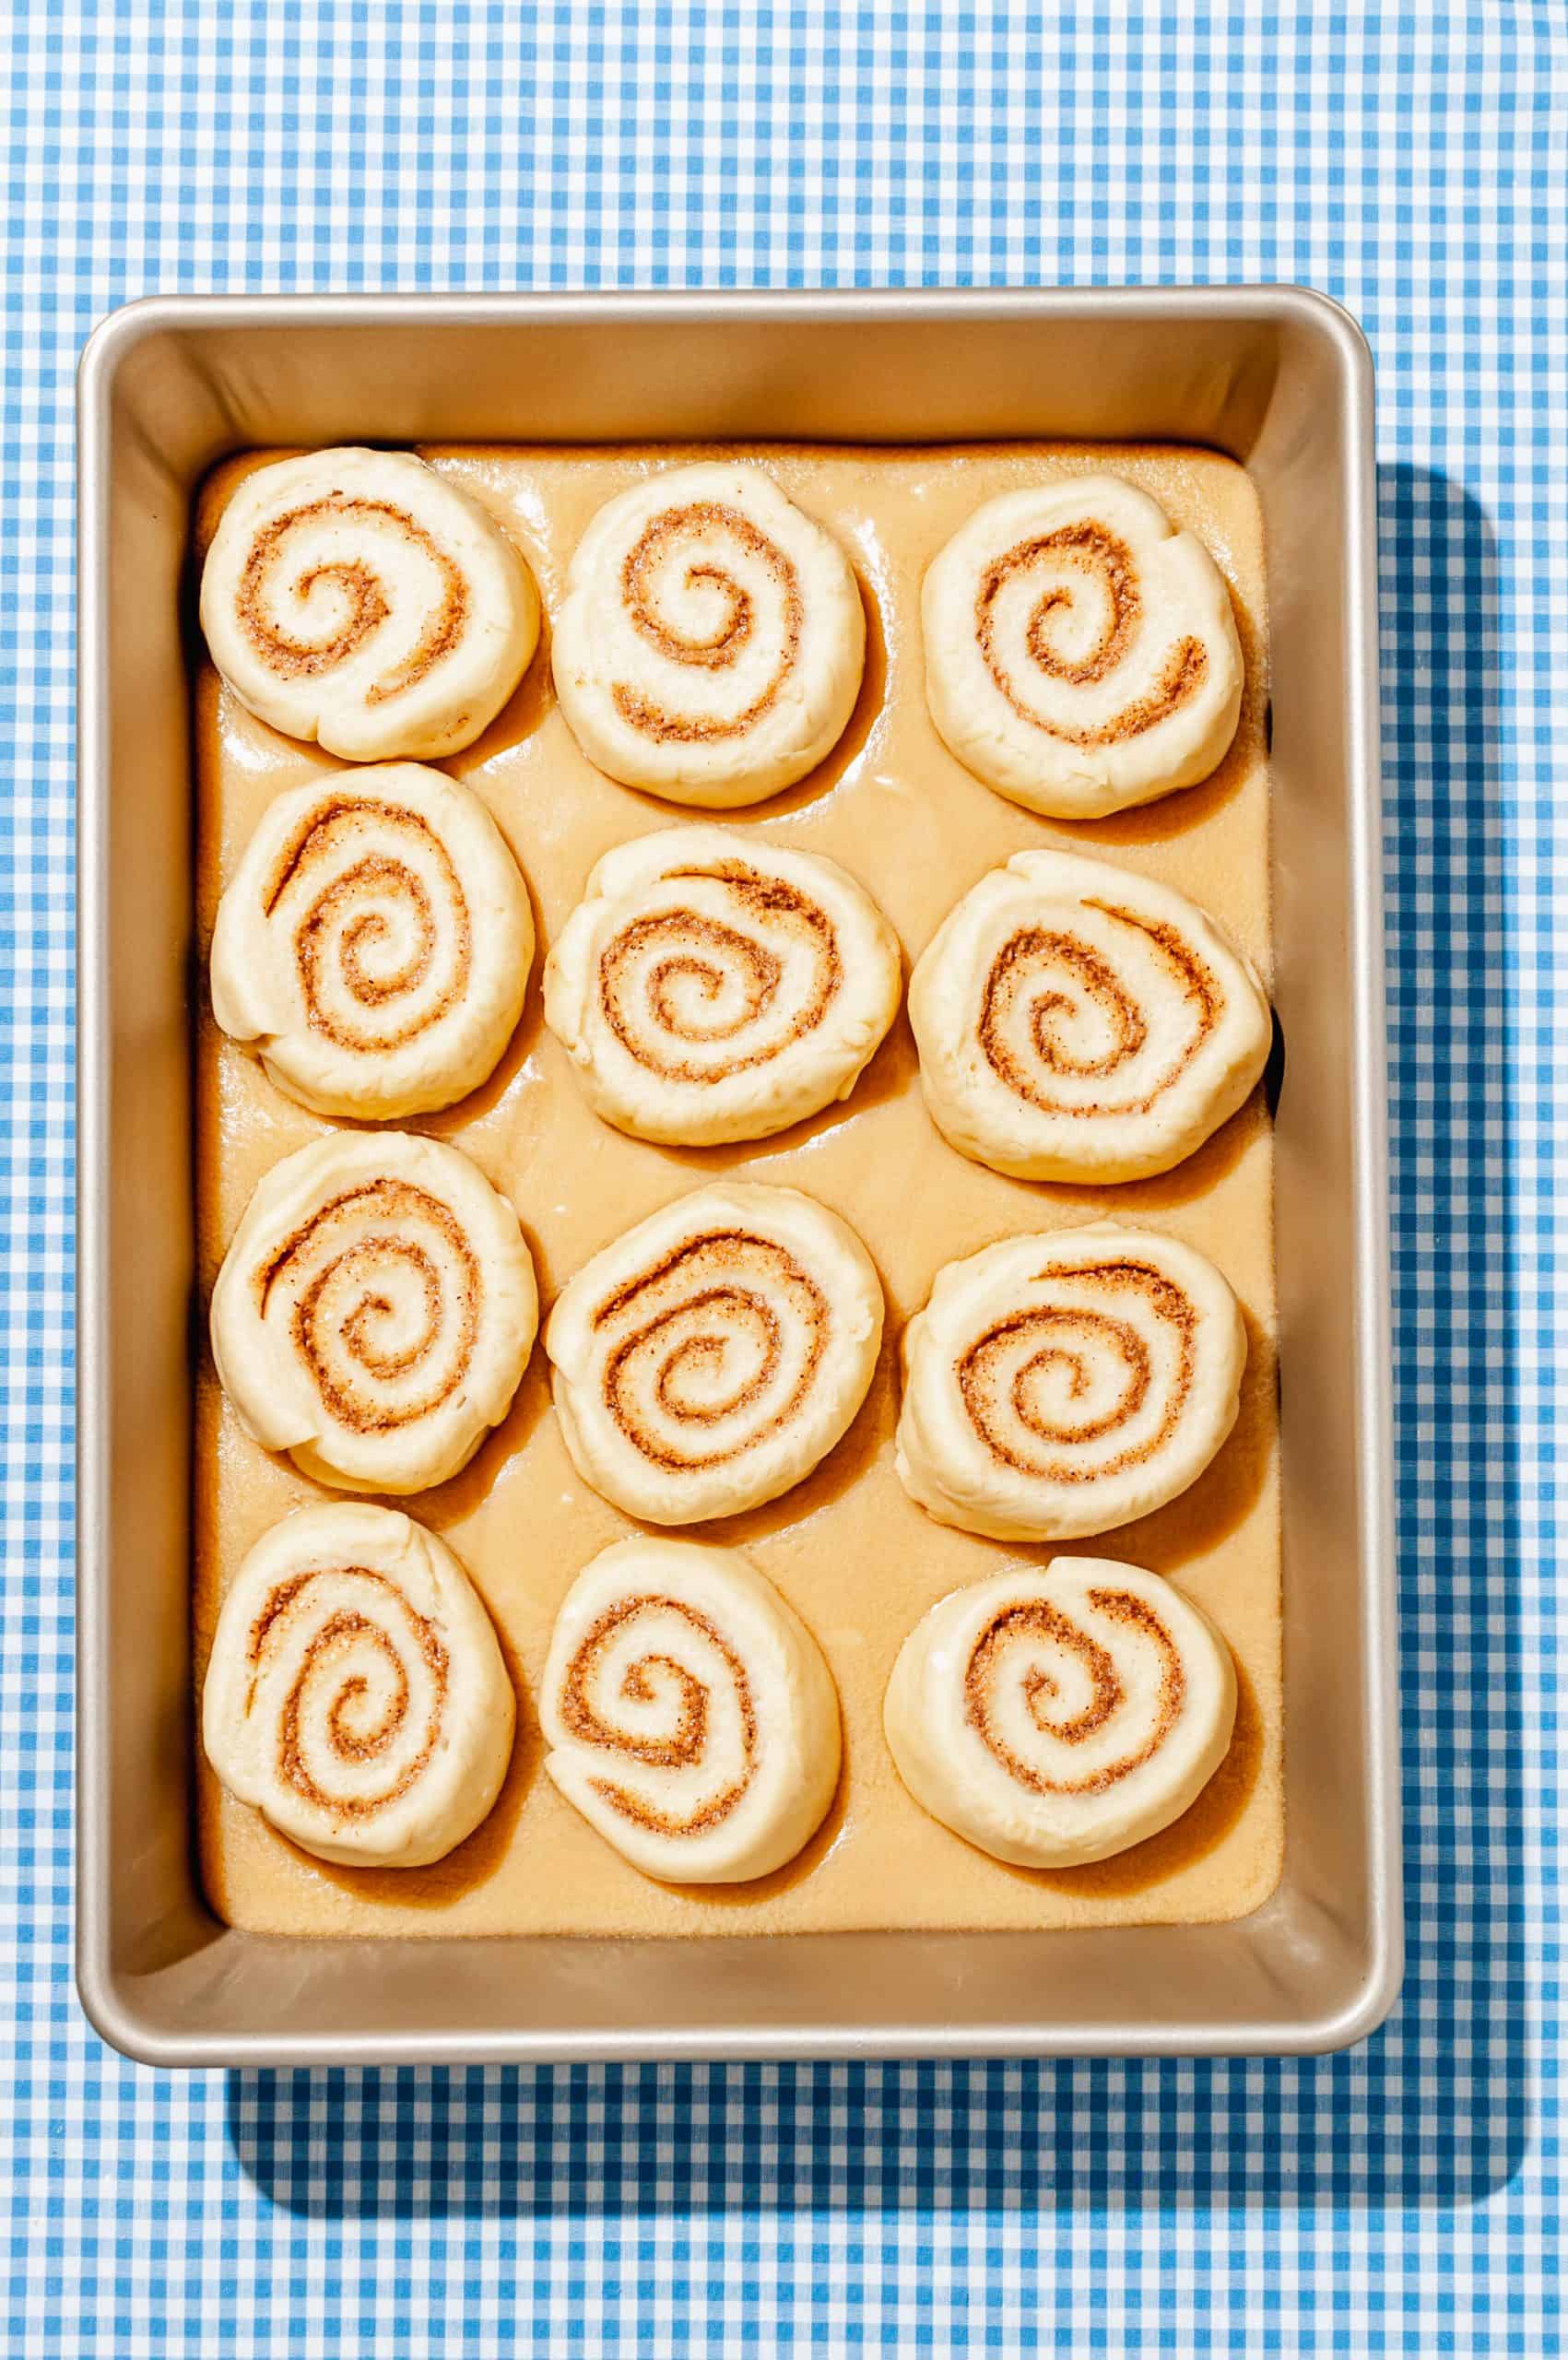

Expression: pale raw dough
xmin=896 ymin=1222 xmax=1245 ymax=1540
xmin=908 ymin=846 xmax=1270 ymax=1184
xmin=210 ymin=1129 xmax=538 ymax=1494
xmin=202 ymin=1500 xmax=516 ymax=1868
xmin=543 ymin=824 xmax=902 ymax=1144
xmin=210 ymin=761 xmax=534 ymax=1119
xmin=546 ymin=1181 xmax=884 ymax=1525
xmin=551 ymin=462 xmax=866 ymax=805
xmin=884 ymin=1557 xmax=1236 ymax=1868
xmin=923 ymin=474 xmax=1243 ymax=818
xmin=540 ymin=1537 xmax=842 ymax=1883
xmin=200 ymin=446 xmax=539 ymax=760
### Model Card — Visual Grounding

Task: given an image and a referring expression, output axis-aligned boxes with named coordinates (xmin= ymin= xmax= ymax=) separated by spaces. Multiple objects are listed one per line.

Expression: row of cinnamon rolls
xmin=202 ymin=447 xmax=1244 ymax=819
xmin=213 ymin=1159 xmax=1246 ymax=1540
xmin=206 ymin=1506 xmax=1236 ymax=1886
xmin=211 ymin=784 xmax=1272 ymax=1187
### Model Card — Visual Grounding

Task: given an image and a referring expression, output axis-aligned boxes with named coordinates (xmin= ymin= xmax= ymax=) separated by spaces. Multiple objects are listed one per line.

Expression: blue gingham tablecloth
xmin=2 ymin=5 xmax=1562 ymax=2353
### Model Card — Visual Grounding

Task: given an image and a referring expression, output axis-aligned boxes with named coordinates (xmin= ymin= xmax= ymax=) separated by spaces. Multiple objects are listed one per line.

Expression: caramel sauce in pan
xmin=193 ymin=440 xmax=1281 ymax=1937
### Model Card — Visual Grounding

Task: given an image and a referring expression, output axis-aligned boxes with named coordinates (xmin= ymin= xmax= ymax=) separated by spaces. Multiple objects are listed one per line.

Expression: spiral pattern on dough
xmin=922 ymin=475 xmax=1244 ymax=819
xmin=882 ymin=1559 xmax=1236 ymax=1868
xmin=556 ymin=1593 xmax=759 ymax=1837
xmin=974 ymin=521 xmax=1206 ymax=743
xmin=540 ymin=1538 xmax=842 ymax=1882
xmin=202 ymin=1503 xmax=515 ymax=1868
xmin=909 ymin=850 xmax=1270 ymax=1184
xmin=965 ymin=1589 xmax=1185 ymax=1795
xmin=894 ymin=1224 xmax=1246 ymax=1541
xmin=210 ymin=763 xmax=534 ymax=1119
xmin=543 ymin=827 xmax=902 ymax=1144
xmin=200 ymin=447 xmax=539 ymax=761
xmin=551 ymin=463 xmax=867 ymax=806
xmin=210 ymin=1130 xmax=538 ymax=1495
xmin=546 ymin=1183 xmax=884 ymax=1524
xmin=616 ymin=498 xmax=803 ymax=742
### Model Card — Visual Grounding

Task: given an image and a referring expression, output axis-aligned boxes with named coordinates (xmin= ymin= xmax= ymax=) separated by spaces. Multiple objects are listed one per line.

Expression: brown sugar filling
xmin=612 ymin=501 xmax=804 ymax=742
xmin=558 ymin=1593 xmax=757 ymax=1835
xmin=236 ymin=493 xmax=469 ymax=705
xmin=594 ymin=1231 xmax=828 ymax=1471
xmin=249 ymin=1565 xmax=450 ymax=1821
xmin=974 ymin=519 xmax=1207 ymax=745
xmin=263 ymin=796 xmax=472 ymax=1055
xmin=978 ymin=899 xmax=1220 ymax=1118
xmin=256 ymin=1179 xmax=479 ymax=1434
xmin=956 ymin=1259 xmax=1197 ymax=1484
xmin=964 ymin=1589 xmax=1184 ymax=1795
xmin=599 ymin=863 xmax=842 ymax=1082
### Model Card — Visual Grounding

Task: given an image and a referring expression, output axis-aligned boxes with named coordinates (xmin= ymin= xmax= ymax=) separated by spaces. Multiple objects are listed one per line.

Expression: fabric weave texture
xmin=1 ymin=3 xmax=1562 ymax=2352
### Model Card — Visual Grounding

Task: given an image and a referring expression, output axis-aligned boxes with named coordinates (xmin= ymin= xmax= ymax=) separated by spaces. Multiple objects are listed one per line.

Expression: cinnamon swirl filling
xmin=612 ymin=500 xmax=804 ymax=743
xmin=597 ymin=864 xmax=841 ymax=1083
xmin=956 ymin=1259 xmax=1196 ymax=1486
xmin=593 ymin=1231 xmax=828 ymax=1474
xmin=251 ymin=1565 xmax=450 ymax=1820
xmin=257 ymin=1178 xmax=479 ymax=1436
xmin=963 ymin=1590 xmax=1185 ymax=1797
xmin=974 ymin=520 xmax=1207 ymax=747
xmin=977 ymin=903 xmax=1220 ymax=1120
xmin=262 ymin=796 xmax=472 ymax=1056
xmin=555 ymin=1594 xmax=757 ymax=1836
xmin=236 ymin=493 xmax=468 ymax=705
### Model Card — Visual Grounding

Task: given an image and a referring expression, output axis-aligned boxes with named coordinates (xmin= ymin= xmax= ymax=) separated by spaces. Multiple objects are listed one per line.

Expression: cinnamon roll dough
xmin=544 ymin=826 xmax=902 ymax=1144
xmin=546 ymin=1182 xmax=884 ymax=1525
xmin=196 ymin=438 xmax=1282 ymax=1942
xmin=884 ymin=1559 xmax=1236 ymax=1868
xmin=924 ymin=475 xmax=1244 ymax=818
xmin=896 ymin=1224 xmax=1246 ymax=1540
xmin=203 ymin=1502 xmax=515 ymax=1868
xmin=540 ymin=1538 xmax=842 ymax=1882
xmin=210 ymin=762 xmax=534 ymax=1119
xmin=200 ymin=447 xmax=540 ymax=761
xmin=909 ymin=848 xmax=1271 ymax=1184
xmin=551 ymin=463 xmax=867 ymax=805
xmin=210 ymin=1129 xmax=538 ymax=1494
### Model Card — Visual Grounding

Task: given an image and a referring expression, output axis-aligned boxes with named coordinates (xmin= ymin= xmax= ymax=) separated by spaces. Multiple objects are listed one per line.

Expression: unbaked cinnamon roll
xmin=909 ymin=848 xmax=1270 ymax=1184
xmin=923 ymin=476 xmax=1244 ymax=818
xmin=895 ymin=1223 xmax=1244 ymax=1540
xmin=540 ymin=1537 xmax=842 ymax=1882
xmin=210 ymin=1130 xmax=537 ymax=1495
xmin=210 ymin=762 xmax=534 ymax=1120
xmin=884 ymin=1557 xmax=1236 ymax=1867
xmin=550 ymin=463 xmax=866 ymax=806
xmin=202 ymin=1502 xmax=515 ymax=1867
xmin=543 ymin=825 xmax=902 ymax=1144
xmin=200 ymin=447 xmax=539 ymax=761
xmin=546 ymin=1182 xmax=883 ymax=1524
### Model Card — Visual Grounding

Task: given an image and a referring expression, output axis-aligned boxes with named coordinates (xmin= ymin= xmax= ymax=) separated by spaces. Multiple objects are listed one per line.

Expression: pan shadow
xmin=644 ymin=1003 xmax=917 ymax=1179
xmin=223 ymin=465 xmax=1527 ymax=2227
xmin=410 ymin=1345 xmax=555 ymax=1531
xmin=456 ymin=598 xmax=559 ymax=772
xmin=1050 ymin=574 xmax=1266 ymax=850
xmin=1019 ymin=1655 xmax=1264 ymax=1901
xmin=293 ymin=1630 xmax=542 ymax=1914
xmin=657 ymin=1743 xmax=854 ymax=1914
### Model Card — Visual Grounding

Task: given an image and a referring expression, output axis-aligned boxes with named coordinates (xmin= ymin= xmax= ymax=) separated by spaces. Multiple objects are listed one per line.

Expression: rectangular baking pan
xmin=77 ymin=288 xmax=1399 ymax=2064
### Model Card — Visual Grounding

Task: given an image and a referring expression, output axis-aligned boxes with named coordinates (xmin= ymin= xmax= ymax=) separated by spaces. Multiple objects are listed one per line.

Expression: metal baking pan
xmin=77 ymin=288 xmax=1399 ymax=2065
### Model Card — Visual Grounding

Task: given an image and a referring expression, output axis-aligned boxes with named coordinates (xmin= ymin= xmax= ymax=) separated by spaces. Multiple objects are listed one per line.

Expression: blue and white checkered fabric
xmin=2 ymin=4 xmax=1561 ymax=2352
